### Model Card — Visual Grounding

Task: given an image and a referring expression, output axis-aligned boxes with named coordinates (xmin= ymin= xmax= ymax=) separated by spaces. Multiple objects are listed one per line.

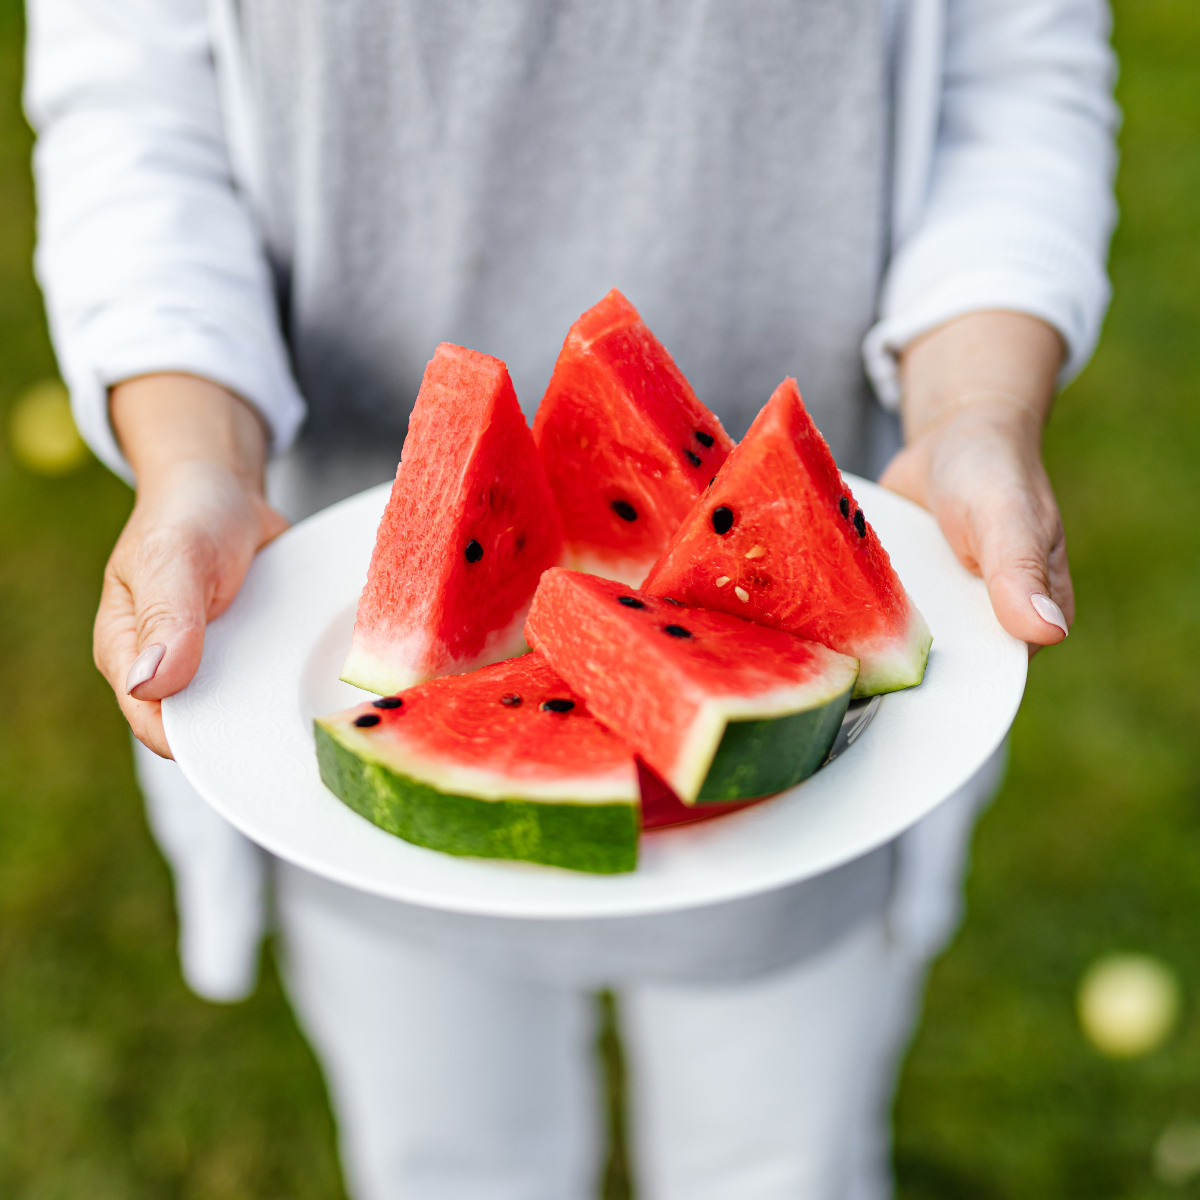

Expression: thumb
xmin=968 ymin=493 xmax=1074 ymax=649
xmin=123 ymin=540 xmax=213 ymax=701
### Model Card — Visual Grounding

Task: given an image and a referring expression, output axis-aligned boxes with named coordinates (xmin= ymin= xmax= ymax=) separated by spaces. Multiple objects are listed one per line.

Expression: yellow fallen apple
xmin=1077 ymin=953 xmax=1180 ymax=1058
xmin=1154 ymin=1119 xmax=1200 ymax=1185
xmin=10 ymin=379 xmax=90 ymax=475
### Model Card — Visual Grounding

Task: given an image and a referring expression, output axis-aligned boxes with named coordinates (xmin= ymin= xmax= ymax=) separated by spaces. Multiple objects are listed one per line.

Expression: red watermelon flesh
xmin=643 ymin=378 xmax=932 ymax=697
xmin=532 ymin=290 xmax=733 ymax=586
xmin=342 ymin=344 xmax=564 ymax=695
xmin=526 ymin=569 xmax=858 ymax=804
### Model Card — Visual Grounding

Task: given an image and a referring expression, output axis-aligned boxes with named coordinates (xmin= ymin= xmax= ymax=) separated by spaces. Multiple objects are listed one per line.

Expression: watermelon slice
xmin=342 ymin=344 xmax=564 ymax=695
xmin=525 ymin=569 xmax=858 ymax=804
xmin=315 ymin=653 xmax=640 ymax=874
xmin=643 ymin=378 xmax=932 ymax=697
xmin=532 ymin=290 xmax=734 ymax=586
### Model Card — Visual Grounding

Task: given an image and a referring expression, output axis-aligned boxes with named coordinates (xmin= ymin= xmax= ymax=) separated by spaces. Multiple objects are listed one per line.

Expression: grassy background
xmin=1 ymin=2 xmax=1198 ymax=1197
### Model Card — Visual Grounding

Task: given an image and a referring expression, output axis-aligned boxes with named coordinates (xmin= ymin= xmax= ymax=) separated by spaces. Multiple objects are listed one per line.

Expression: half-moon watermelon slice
xmin=342 ymin=344 xmax=564 ymax=695
xmin=532 ymin=290 xmax=733 ymax=586
xmin=316 ymin=653 xmax=640 ymax=874
xmin=643 ymin=378 xmax=932 ymax=697
xmin=525 ymin=569 xmax=858 ymax=804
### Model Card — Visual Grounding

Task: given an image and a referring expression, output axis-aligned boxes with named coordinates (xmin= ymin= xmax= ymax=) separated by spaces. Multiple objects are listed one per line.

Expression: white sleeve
xmin=24 ymin=0 xmax=306 ymax=483
xmin=865 ymin=0 xmax=1119 ymax=407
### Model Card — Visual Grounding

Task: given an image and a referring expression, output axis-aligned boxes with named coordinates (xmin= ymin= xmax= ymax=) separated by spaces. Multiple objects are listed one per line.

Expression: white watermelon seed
xmin=745 ymin=545 xmax=765 ymax=559
xmin=715 ymin=576 xmax=730 ymax=588
xmin=734 ymin=586 xmax=750 ymax=602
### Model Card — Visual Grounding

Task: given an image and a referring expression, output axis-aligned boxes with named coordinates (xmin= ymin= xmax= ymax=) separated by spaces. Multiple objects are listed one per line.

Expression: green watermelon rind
xmin=697 ymin=684 xmax=854 ymax=803
xmin=314 ymin=722 xmax=640 ymax=874
xmin=852 ymin=609 xmax=933 ymax=698
xmin=658 ymin=655 xmax=860 ymax=802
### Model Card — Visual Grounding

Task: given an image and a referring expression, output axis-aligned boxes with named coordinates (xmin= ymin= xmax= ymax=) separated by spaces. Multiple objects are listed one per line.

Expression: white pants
xmin=277 ymin=861 xmax=896 ymax=1200
xmin=138 ymin=740 xmax=1000 ymax=1200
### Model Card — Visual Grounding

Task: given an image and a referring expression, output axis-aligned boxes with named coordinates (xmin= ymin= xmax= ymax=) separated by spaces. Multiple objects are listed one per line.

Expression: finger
xmin=117 ymin=691 xmax=173 ymax=759
xmin=112 ymin=532 xmax=213 ymax=702
xmin=94 ymin=577 xmax=174 ymax=755
xmin=94 ymin=565 xmax=145 ymax=693
xmin=1046 ymin=526 xmax=1076 ymax=627
xmin=969 ymin=495 xmax=1070 ymax=647
xmin=882 ymin=433 xmax=1073 ymax=648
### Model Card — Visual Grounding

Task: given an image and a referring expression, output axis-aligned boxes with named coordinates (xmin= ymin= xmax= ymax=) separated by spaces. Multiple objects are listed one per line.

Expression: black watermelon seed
xmin=372 ymin=697 xmax=403 ymax=709
xmin=663 ymin=597 xmax=685 ymax=606
xmin=618 ymin=596 xmax=645 ymax=609
xmin=708 ymin=476 xmax=716 ymax=489
xmin=611 ymin=499 xmax=638 ymax=522
xmin=839 ymin=496 xmax=850 ymax=518
xmin=663 ymin=624 xmax=692 ymax=638
xmin=695 ymin=431 xmax=715 ymax=448
xmin=354 ymin=714 xmax=381 ymax=728
xmin=711 ymin=506 xmax=734 ymax=535
xmin=542 ymin=698 xmax=575 ymax=713
xmin=464 ymin=539 xmax=483 ymax=563
xmin=854 ymin=509 xmax=867 ymax=538
xmin=500 ymin=693 xmax=523 ymax=707
xmin=684 ymin=449 xmax=702 ymax=467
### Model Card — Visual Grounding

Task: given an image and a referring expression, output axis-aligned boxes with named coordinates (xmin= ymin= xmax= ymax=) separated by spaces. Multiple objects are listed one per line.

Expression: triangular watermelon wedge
xmin=532 ymin=290 xmax=734 ymax=586
xmin=643 ymin=378 xmax=932 ymax=697
xmin=342 ymin=344 xmax=565 ymax=695
xmin=526 ymin=569 xmax=858 ymax=804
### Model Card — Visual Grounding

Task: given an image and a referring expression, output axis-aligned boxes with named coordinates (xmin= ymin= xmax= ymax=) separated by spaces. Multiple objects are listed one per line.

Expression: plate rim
xmin=163 ymin=476 xmax=1027 ymax=920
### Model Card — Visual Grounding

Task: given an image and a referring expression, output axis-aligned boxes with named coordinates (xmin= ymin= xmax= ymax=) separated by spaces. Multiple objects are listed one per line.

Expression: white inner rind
xmin=854 ymin=606 xmax=933 ymax=697
xmin=341 ymin=606 xmax=532 ymax=696
xmin=568 ymin=548 xmax=654 ymax=589
xmin=664 ymin=655 xmax=860 ymax=802
xmin=321 ymin=720 xmax=640 ymax=805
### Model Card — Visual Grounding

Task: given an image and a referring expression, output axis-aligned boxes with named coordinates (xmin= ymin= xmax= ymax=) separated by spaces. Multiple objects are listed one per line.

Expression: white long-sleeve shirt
xmin=26 ymin=0 xmax=1117 ymax=483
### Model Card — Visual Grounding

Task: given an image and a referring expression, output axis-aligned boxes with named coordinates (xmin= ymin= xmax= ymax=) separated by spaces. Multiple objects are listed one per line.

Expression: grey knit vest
xmin=228 ymin=0 xmax=886 ymax=516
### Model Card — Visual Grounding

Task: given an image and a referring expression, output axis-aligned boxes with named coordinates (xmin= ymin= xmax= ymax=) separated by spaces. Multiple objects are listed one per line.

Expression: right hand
xmin=94 ymin=375 xmax=288 ymax=758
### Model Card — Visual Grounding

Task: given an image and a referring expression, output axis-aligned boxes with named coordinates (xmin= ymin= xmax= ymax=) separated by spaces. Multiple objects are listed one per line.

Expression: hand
xmin=94 ymin=375 xmax=288 ymax=757
xmin=880 ymin=312 xmax=1073 ymax=653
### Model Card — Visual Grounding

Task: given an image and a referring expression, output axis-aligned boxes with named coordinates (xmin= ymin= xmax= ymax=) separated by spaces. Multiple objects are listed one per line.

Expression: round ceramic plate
xmin=163 ymin=476 xmax=1026 ymax=919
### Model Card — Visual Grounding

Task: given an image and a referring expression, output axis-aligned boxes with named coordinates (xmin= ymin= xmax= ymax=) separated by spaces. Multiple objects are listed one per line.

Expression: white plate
xmin=163 ymin=477 xmax=1026 ymax=920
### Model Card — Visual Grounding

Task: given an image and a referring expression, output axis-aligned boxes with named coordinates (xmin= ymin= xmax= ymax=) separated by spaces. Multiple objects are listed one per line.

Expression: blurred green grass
xmin=1 ymin=1 xmax=1198 ymax=1197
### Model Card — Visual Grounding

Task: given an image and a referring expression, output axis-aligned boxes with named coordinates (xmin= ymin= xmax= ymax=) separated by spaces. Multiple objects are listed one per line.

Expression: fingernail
xmin=127 ymin=643 xmax=167 ymax=694
xmin=1030 ymin=593 xmax=1069 ymax=637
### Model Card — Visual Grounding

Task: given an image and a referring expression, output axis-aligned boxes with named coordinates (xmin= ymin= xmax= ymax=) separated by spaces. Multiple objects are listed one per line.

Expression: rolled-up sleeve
xmin=25 ymin=0 xmax=306 ymax=483
xmin=865 ymin=0 xmax=1120 ymax=407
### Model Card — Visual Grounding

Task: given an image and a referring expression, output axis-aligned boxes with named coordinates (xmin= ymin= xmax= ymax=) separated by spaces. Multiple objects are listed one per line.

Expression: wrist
xmin=111 ymin=373 xmax=271 ymax=494
xmin=906 ymin=391 xmax=1045 ymax=450
xmin=131 ymin=458 xmax=266 ymax=508
xmin=898 ymin=311 xmax=1063 ymax=448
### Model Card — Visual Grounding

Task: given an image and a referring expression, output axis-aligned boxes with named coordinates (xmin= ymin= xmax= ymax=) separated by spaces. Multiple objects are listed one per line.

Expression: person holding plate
xmin=26 ymin=1 xmax=1116 ymax=1196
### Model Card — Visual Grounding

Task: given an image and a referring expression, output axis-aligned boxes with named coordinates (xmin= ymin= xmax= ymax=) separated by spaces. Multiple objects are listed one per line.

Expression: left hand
xmin=880 ymin=311 xmax=1073 ymax=653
